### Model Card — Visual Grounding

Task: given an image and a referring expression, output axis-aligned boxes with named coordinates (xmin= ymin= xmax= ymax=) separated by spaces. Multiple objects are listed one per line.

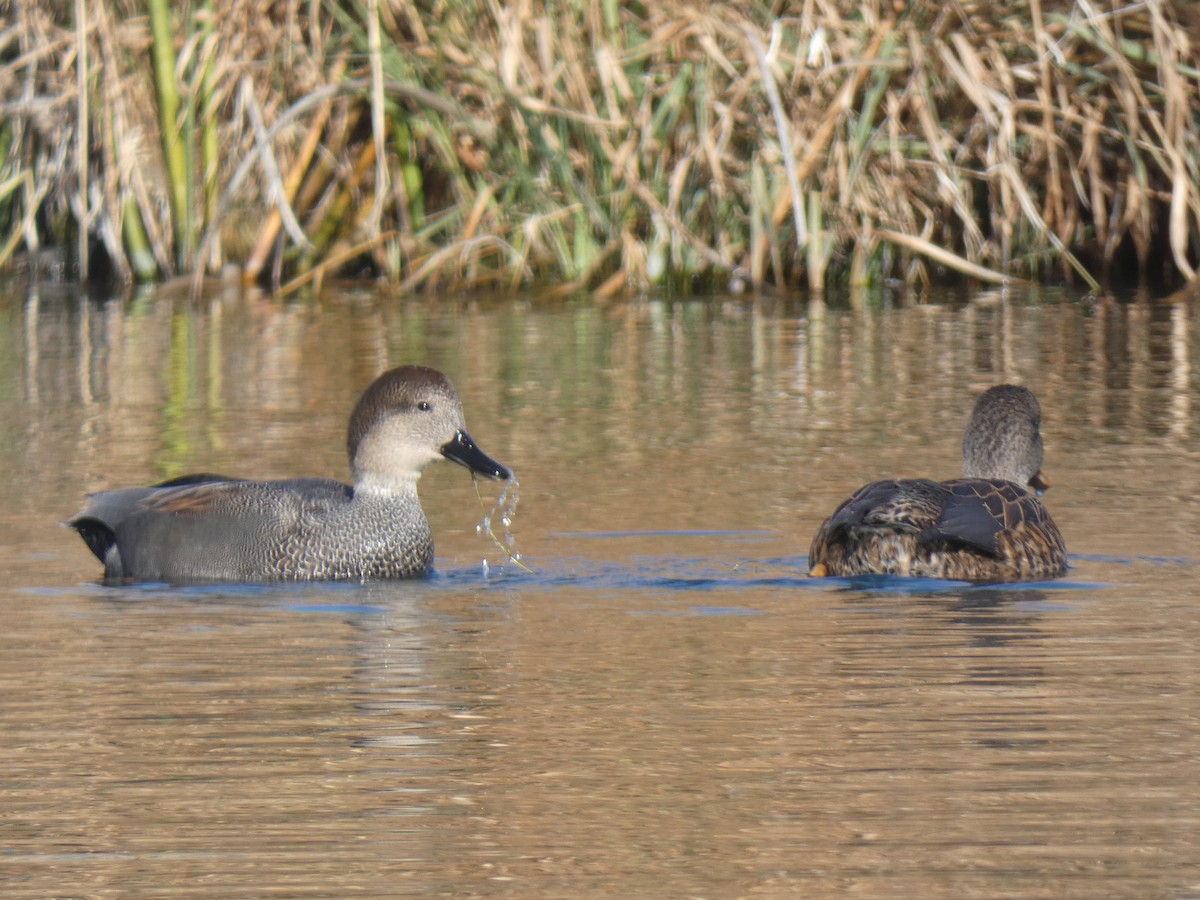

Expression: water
xmin=475 ymin=474 xmax=529 ymax=574
xmin=3 ymin=282 xmax=1200 ymax=896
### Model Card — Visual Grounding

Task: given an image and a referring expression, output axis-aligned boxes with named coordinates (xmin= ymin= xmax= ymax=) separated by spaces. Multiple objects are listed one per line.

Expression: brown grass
xmin=2 ymin=1 xmax=1198 ymax=295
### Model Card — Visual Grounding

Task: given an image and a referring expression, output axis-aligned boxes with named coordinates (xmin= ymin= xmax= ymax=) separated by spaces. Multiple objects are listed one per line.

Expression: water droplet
xmin=474 ymin=475 xmax=527 ymax=572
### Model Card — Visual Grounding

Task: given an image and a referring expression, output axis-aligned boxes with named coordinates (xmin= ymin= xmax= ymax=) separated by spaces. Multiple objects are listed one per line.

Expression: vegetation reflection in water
xmin=3 ymin=284 xmax=1200 ymax=896
xmin=6 ymin=282 xmax=1200 ymax=571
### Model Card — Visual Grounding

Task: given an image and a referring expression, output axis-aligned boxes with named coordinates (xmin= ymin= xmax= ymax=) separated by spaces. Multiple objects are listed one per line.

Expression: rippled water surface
xmin=3 ymin=283 xmax=1200 ymax=897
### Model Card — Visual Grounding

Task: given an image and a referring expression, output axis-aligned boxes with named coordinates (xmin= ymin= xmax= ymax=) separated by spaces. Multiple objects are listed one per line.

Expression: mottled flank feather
xmin=808 ymin=385 xmax=1067 ymax=582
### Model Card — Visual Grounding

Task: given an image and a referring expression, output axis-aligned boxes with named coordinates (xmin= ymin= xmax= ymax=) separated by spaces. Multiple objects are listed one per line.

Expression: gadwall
xmin=808 ymin=384 xmax=1066 ymax=582
xmin=69 ymin=365 xmax=511 ymax=583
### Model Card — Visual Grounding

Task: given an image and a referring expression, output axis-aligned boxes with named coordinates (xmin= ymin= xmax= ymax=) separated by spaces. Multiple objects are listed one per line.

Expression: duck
xmin=68 ymin=365 xmax=511 ymax=583
xmin=808 ymin=384 xmax=1066 ymax=582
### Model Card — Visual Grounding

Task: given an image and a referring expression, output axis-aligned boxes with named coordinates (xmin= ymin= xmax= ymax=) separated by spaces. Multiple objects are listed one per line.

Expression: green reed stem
xmin=148 ymin=0 xmax=191 ymax=270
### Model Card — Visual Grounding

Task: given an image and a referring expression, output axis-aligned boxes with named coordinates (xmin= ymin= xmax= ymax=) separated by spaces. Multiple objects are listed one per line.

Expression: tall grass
xmin=2 ymin=1 xmax=1198 ymax=295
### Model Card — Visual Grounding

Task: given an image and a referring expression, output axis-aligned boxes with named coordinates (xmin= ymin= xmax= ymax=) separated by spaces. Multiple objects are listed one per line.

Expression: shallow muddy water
xmin=2 ymin=282 xmax=1200 ymax=897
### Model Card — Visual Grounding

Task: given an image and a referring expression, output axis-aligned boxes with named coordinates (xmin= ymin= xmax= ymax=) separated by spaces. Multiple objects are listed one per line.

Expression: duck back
xmin=71 ymin=475 xmax=434 ymax=582
xmin=809 ymin=476 xmax=1066 ymax=581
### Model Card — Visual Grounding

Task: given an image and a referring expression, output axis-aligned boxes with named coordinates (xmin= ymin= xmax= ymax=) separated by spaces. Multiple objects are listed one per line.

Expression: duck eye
xmin=417 ymin=401 xmax=432 ymax=412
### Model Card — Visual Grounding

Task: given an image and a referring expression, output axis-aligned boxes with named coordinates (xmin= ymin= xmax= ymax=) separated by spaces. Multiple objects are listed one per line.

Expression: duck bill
xmin=1029 ymin=470 xmax=1051 ymax=493
xmin=441 ymin=430 xmax=511 ymax=480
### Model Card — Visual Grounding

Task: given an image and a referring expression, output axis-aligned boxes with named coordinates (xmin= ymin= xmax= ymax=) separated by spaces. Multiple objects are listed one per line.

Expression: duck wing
xmin=822 ymin=478 xmax=949 ymax=537
xmin=69 ymin=476 xmax=353 ymax=580
xmin=917 ymin=478 xmax=1044 ymax=558
xmin=135 ymin=477 xmax=352 ymax=516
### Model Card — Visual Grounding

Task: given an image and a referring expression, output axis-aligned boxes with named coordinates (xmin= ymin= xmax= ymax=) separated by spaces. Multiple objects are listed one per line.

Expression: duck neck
xmin=352 ymin=471 xmax=421 ymax=501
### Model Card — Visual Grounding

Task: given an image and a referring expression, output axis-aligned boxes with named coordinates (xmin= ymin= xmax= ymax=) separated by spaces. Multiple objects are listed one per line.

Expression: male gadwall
xmin=69 ymin=365 xmax=510 ymax=583
xmin=808 ymin=384 xmax=1066 ymax=582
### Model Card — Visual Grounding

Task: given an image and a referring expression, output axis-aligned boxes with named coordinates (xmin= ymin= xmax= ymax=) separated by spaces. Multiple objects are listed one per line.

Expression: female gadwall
xmin=69 ymin=365 xmax=510 ymax=583
xmin=808 ymin=384 xmax=1066 ymax=582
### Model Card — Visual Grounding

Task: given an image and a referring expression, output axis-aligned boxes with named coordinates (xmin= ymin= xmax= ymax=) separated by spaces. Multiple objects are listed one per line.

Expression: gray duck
xmin=808 ymin=384 xmax=1066 ymax=582
xmin=69 ymin=365 xmax=510 ymax=583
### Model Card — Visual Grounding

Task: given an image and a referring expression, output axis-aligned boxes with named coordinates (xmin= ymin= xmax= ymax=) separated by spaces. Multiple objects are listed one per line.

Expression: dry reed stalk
xmin=242 ymin=66 xmax=341 ymax=283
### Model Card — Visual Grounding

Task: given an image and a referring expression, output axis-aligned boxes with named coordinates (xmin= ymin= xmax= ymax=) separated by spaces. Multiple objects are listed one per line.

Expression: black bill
xmin=441 ymin=430 xmax=511 ymax=480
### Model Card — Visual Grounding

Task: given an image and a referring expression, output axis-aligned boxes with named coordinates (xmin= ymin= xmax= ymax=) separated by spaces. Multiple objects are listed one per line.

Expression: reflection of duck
xmin=69 ymin=366 xmax=510 ymax=583
xmin=809 ymin=385 xmax=1066 ymax=582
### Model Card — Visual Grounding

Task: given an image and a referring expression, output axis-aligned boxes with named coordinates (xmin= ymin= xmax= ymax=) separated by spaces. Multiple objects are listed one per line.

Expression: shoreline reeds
xmin=2 ymin=1 xmax=1198 ymax=296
